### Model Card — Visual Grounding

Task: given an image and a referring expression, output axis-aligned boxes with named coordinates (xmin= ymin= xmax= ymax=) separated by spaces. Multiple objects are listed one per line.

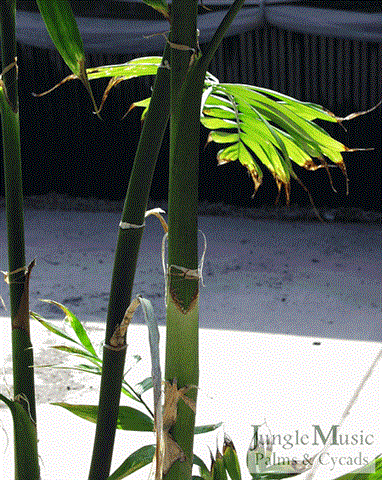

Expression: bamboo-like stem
xmin=0 ymin=393 xmax=40 ymax=480
xmin=0 ymin=0 xmax=24 ymax=320
xmin=88 ymin=345 xmax=127 ymax=480
xmin=0 ymin=1 xmax=39 ymax=478
xmin=0 ymin=0 xmax=37 ymax=430
xmin=164 ymin=1 xmax=246 ymax=478
xmin=88 ymin=46 xmax=171 ymax=480
xmin=105 ymin=44 xmax=171 ymax=345
xmin=198 ymin=0 xmax=246 ymax=72
xmin=164 ymin=1 xmax=201 ymax=478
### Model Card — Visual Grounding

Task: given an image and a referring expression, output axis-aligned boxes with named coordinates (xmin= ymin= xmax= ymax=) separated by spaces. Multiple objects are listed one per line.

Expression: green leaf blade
xmin=203 ymin=106 xmax=237 ymax=120
xmin=36 ymin=0 xmax=85 ymax=77
xmin=43 ymin=300 xmax=98 ymax=357
xmin=86 ymin=57 xmax=162 ymax=81
xmin=53 ymin=403 xmax=154 ymax=432
xmin=36 ymin=0 xmax=100 ymax=114
xmin=201 ymin=117 xmax=237 ymax=130
xmin=222 ymin=436 xmax=242 ymax=480
xmin=211 ymin=452 xmax=228 ymax=480
xmin=107 ymin=445 xmax=156 ymax=480
xmin=208 ymin=131 xmax=240 ymax=144
xmin=51 ymin=345 xmax=101 ymax=365
xmin=251 ymin=85 xmax=339 ymax=123
xmin=31 ymin=310 xmax=79 ymax=345
xmin=194 ymin=422 xmax=223 ymax=435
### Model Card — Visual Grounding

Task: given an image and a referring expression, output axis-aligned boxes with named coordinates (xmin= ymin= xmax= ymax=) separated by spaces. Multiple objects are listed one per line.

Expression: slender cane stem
xmin=0 ymin=0 xmax=37 ymax=426
xmin=0 ymin=1 xmax=39 ymax=478
xmin=163 ymin=1 xmax=245 ymax=478
xmin=164 ymin=1 xmax=201 ymax=478
xmin=88 ymin=46 xmax=171 ymax=480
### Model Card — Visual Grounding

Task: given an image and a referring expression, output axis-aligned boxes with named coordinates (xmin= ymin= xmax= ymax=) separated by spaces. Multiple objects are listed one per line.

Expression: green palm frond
xmin=201 ymin=79 xmax=353 ymax=208
xmin=33 ymin=57 xmax=364 ymax=214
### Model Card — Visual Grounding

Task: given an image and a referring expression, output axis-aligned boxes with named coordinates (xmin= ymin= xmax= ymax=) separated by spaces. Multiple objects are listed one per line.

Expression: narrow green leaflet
xmin=223 ymin=436 xmax=242 ymax=480
xmin=201 ymin=117 xmax=237 ymax=130
xmin=36 ymin=0 xmax=84 ymax=76
xmin=203 ymin=105 xmax=237 ymax=120
xmin=50 ymin=345 xmax=102 ymax=366
xmin=86 ymin=57 xmax=162 ymax=82
xmin=34 ymin=57 xmax=162 ymax=114
xmin=36 ymin=0 xmax=98 ymax=113
xmin=208 ymin=131 xmax=240 ymax=144
xmin=249 ymin=85 xmax=338 ymax=123
xmin=107 ymin=445 xmax=156 ymax=480
xmin=202 ymin=80 xmax=352 ymax=207
xmin=125 ymin=96 xmax=151 ymax=121
xmin=32 ymin=306 xmax=149 ymax=406
xmin=40 ymin=300 xmax=97 ymax=357
xmin=211 ymin=451 xmax=228 ymax=480
xmin=31 ymin=310 xmax=81 ymax=345
xmin=53 ymin=403 xmax=154 ymax=432
xmin=194 ymin=422 xmax=223 ymax=435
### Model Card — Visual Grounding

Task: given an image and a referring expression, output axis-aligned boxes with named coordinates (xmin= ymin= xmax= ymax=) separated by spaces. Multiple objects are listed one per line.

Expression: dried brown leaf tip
xmin=32 ymin=74 xmax=77 ymax=98
xmin=109 ymin=296 xmax=141 ymax=347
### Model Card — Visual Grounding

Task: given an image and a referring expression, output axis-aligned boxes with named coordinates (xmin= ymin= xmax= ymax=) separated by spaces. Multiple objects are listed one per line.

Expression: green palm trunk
xmin=88 ymin=46 xmax=171 ymax=480
xmin=0 ymin=1 xmax=40 ymax=478
xmin=163 ymin=0 xmax=201 ymax=476
xmin=163 ymin=1 xmax=246 ymax=478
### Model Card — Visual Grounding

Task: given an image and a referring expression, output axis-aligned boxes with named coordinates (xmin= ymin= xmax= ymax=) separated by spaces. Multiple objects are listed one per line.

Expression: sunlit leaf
xmin=203 ymin=106 xmax=237 ymax=120
xmin=126 ymin=97 xmax=151 ymax=121
xmin=251 ymin=85 xmax=338 ymax=123
xmin=51 ymin=345 xmax=101 ymax=366
xmin=207 ymin=131 xmax=240 ymax=144
xmin=31 ymin=311 xmax=79 ymax=345
xmin=107 ymin=445 xmax=156 ymax=480
xmin=85 ymin=57 xmax=162 ymax=81
xmin=202 ymin=79 xmax=353 ymax=211
xmin=33 ymin=56 xmax=162 ymax=114
xmin=201 ymin=117 xmax=237 ymax=130
xmin=40 ymin=300 xmax=97 ymax=357
xmin=53 ymin=403 xmax=154 ymax=431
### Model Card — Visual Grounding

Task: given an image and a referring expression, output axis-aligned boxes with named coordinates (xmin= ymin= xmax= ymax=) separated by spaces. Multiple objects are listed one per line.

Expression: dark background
xmin=1 ymin=1 xmax=381 ymax=211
